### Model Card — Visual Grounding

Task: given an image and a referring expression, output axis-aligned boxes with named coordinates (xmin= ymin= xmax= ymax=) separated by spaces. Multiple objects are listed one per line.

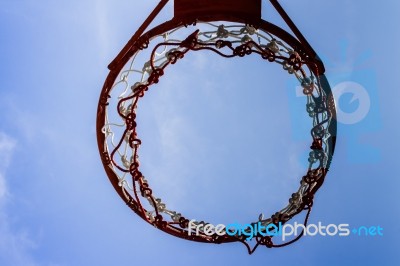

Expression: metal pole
xmin=269 ymin=0 xmax=317 ymax=59
xmin=108 ymin=0 xmax=170 ymax=70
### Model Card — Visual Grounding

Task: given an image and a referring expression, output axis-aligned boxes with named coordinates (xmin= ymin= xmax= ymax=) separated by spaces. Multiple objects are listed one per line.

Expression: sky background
xmin=0 ymin=0 xmax=399 ymax=265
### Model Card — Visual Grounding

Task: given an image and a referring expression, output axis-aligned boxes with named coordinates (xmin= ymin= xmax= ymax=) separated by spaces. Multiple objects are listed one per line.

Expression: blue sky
xmin=0 ymin=0 xmax=399 ymax=265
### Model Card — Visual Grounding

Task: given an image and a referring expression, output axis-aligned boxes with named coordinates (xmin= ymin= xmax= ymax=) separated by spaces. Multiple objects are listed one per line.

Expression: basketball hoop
xmin=96 ymin=0 xmax=337 ymax=254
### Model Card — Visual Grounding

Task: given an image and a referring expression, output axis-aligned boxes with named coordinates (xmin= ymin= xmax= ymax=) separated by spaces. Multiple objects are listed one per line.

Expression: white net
xmin=100 ymin=22 xmax=333 ymax=239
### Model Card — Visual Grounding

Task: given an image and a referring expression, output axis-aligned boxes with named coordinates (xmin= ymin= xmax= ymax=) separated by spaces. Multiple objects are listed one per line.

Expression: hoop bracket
xmin=174 ymin=0 xmax=261 ymax=21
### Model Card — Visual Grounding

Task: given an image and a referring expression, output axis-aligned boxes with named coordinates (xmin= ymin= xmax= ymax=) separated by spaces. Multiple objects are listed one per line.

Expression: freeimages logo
xmin=188 ymin=220 xmax=383 ymax=241
xmin=287 ymin=40 xmax=381 ymax=164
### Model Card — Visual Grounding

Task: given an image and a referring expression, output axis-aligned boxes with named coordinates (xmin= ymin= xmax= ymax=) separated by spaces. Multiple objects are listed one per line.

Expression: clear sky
xmin=0 ymin=0 xmax=399 ymax=265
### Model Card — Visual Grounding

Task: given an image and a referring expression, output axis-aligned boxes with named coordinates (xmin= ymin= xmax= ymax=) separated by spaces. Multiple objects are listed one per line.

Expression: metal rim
xmin=97 ymin=16 xmax=337 ymax=252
